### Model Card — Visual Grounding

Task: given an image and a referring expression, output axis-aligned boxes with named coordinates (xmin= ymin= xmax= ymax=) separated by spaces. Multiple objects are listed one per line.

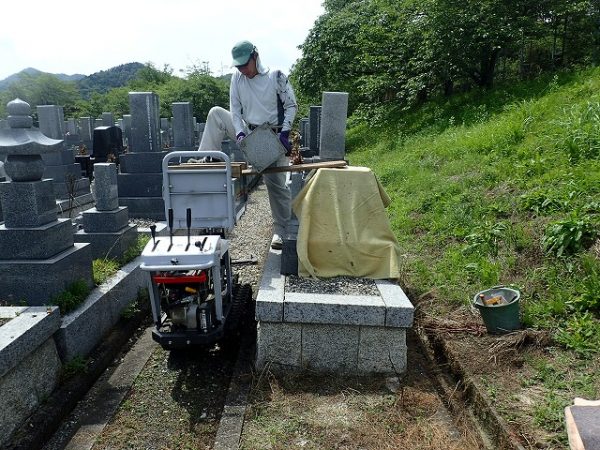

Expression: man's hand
xmin=236 ymin=132 xmax=246 ymax=143
xmin=279 ymin=130 xmax=291 ymax=155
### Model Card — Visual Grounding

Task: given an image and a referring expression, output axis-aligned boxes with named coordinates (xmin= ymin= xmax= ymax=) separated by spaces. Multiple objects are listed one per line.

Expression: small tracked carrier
xmin=140 ymin=151 xmax=252 ymax=349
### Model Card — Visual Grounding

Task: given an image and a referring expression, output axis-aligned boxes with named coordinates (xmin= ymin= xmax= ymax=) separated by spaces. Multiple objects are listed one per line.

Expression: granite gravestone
xmin=0 ymin=99 xmax=93 ymax=305
xmin=74 ymin=163 xmax=137 ymax=259
xmin=117 ymin=92 xmax=167 ymax=220
xmin=36 ymin=105 xmax=92 ymax=210
xmin=318 ymin=92 xmax=348 ymax=161
xmin=171 ymin=102 xmax=195 ymax=151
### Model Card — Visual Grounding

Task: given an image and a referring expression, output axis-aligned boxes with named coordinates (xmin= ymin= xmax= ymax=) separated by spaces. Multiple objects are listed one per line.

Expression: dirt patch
xmin=240 ymin=332 xmax=482 ymax=450
xmin=416 ymin=298 xmax=600 ymax=449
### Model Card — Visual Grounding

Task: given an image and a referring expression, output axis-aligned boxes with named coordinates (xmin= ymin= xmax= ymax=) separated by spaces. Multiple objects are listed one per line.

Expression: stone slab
xmin=52 ymin=177 xmax=91 ymax=198
xmin=255 ymin=249 xmax=285 ymax=322
xmin=117 ymin=173 xmax=163 ymax=197
xmin=129 ymin=92 xmax=161 ymax=153
xmin=255 ymin=321 xmax=302 ymax=370
xmin=0 ymin=218 xmax=74 ymax=259
xmin=0 ymin=243 xmax=93 ymax=306
xmin=301 ymin=323 xmax=360 ymax=373
xmin=118 ymin=197 xmax=165 ymax=220
xmin=0 ymin=338 xmax=61 ymax=447
xmin=0 ymin=306 xmax=60 ymax=378
xmin=358 ymin=326 xmax=407 ymax=373
xmin=0 ymin=179 xmax=57 ymax=227
xmin=43 ymin=163 xmax=81 ymax=181
xmin=118 ymin=151 xmax=170 ymax=174
xmin=54 ymin=257 xmax=146 ymax=361
xmin=93 ymin=163 xmax=118 ymax=211
xmin=82 ymin=206 xmax=129 ymax=232
xmin=42 ymin=148 xmax=76 ymax=166
xmin=74 ymin=224 xmax=138 ymax=260
xmin=319 ymin=92 xmax=348 ymax=161
xmin=284 ymin=293 xmax=386 ymax=326
xmin=376 ymin=280 xmax=414 ymax=328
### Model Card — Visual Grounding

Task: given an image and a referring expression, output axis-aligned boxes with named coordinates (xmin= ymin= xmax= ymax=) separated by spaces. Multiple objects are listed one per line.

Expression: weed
xmin=93 ymin=258 xmax=120 ymax=285
xmin=51 ymin=279 xmax=90 ymax=314
xmin=62 ymin=355 xmax=88 ymax=380
xmin=555 ymin=312 xmax=600 ymax=357
xmin=463 ymin=220 xmax=508 ymax=257
xmin=542 ymin=212 xmax=598 ymax=256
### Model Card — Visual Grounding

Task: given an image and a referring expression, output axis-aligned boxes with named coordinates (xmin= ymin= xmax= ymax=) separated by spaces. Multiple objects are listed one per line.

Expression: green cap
xmin=231 ymin=40 xmax=255 ymax=66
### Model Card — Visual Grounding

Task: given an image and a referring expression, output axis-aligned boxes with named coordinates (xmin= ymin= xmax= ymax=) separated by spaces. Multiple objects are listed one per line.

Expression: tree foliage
xmin=292 ymin=0 xmax=600 ymax=118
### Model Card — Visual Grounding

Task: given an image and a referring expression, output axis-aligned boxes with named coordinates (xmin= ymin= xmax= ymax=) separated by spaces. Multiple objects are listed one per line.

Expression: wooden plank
xmin=242 ymin=160 xmax=347 ymax=175
xmin=170 ymin=162 xmax=247 ymax=178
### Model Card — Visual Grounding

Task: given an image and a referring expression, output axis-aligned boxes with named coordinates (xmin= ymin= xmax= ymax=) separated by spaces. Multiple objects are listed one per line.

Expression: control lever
xmin=194 ymin=236 xmax=208 ymax=251
xmin=168 ymin=208 xmax=174 ymax=250
xmin=185 ymin=208 xmax=192 ymax=251
xmin=150 ymin=224 xmax=159 ymax=251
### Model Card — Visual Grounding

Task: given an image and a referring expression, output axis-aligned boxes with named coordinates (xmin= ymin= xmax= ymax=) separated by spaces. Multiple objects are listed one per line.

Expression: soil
xmin=240 ymin=330 xmax=482 ymax=450
xmin=415 ymin=295 xmax=600 ymax=449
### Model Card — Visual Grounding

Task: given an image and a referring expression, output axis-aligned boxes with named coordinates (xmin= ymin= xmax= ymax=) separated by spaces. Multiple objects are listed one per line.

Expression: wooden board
xmin=170 ymin=162 xmax=247 ymax=178
xmin=242 ymin=160 xmax=348 ymax=175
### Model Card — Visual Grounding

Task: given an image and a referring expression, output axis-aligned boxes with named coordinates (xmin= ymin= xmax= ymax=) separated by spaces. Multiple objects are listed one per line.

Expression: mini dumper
xmin=140 ymin=151 xmax=252 ymax=349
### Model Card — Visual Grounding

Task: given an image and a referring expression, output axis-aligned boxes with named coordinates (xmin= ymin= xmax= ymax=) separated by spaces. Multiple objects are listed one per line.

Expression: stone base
xmin=255 ymin=250 xmax=414 ymax=375
xmin=56 ymin=192 xmax=95 ymax=218
xmin=0 ymin=243 xmax=93 ymax=306
xmin=82 ymin=206 xmax=129 ymax=232
xmin=117 ymin=173 xmax=163 ymax=197
xmin=0 ymin=219 xmax=74 ymax=260
xmin=119 ymin=197 xmax=165 ymax=220
xmin=119 ymin=151 xmax=170 ymax=173
xmin=74 ymin=224 xmax=138 ymax=260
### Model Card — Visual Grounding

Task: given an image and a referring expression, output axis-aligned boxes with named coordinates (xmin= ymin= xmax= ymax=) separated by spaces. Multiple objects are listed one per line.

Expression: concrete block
xmin=376 ymin=280 xmax=414 ymax=328
xmin=238 ymin=126 xmax=286 ymax=173
xmin=0 ymin=243 xmax=93 ymax=306
xmin=255 ymin=249 xmax=285 ymax=322
xmin=255 ymin=321 xmax=302 ymax=370
xmin=82 ymin=207 xmax=129 ymax=232
xmin=0 ymin=219 xmax=74 ymax=259
xmin=0 ymin=179 xmax=57 ymax=227
xmin=302 ymin=323 xmax=359 ymax=373
xmin=358 ymin=326 xmax=407 ymax=374
xmin=54 ymin=257 xmax=146 ymax=361
xmin=117 ymin=173 xmax=163 ymax=197
xmin=0 ymin=306 xmax=60 ymax=378
xmin=0 ymin=338 xmax=61 ymax=447
xmin=284 ymin=293 xmax=386 ymax=326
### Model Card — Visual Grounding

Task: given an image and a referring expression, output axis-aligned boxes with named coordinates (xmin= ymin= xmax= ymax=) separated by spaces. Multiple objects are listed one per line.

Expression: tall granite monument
xmin=0 ymin=99 xmax=93 ymax=305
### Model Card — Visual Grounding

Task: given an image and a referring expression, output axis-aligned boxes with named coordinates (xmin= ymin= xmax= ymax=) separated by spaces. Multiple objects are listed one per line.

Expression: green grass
xmin=348 ymin=66 xmax=600 ymax=354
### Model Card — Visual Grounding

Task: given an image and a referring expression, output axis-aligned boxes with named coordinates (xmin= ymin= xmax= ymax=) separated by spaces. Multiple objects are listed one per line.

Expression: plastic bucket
xmin=473 ymin=286 xmax=521 ymax=334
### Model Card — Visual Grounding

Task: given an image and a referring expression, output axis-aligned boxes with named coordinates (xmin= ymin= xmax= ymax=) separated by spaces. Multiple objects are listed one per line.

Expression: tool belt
xmin=248 ymin=124 xmax=282 ymax=133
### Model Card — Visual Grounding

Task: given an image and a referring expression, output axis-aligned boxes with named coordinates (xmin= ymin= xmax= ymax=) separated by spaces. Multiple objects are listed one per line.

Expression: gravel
xmin=286 ymin=275 xmax=379 ymax=295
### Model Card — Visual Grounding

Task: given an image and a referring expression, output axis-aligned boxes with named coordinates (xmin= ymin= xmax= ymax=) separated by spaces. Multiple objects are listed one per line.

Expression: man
xmin=199 ymin=40 xmax=297 ymax=250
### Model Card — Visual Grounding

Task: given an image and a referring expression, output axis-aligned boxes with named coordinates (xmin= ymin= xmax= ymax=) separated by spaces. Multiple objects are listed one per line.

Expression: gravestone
xmin=92 ymin=126 xmax=123 ymax=162
xmin=309 ymin=106 xmax=321 ymax=153
xmin=74 ymin=163 xmax=137 ymax=259
xmin=160 ymin=117 xmax=172 ymax=148
xmin=122 ymin=114 xmax=132 ymax=147
xmin=79 ymin=117 xmax=94 ymax=152
xmin=171 ymin=102 xmax=195 ymax=151
xmin=118 ymin=92 xmax=167 ymax=220
xmin=101 ymin=112 xmax=114 ymax=127
xmin=94 ymin=118 xmax=103 ymax=129
xmin=0 ymin=99 xmax=93 ymax=305
xmin=319 ymin=92 xmax=348 ymax=161
xmin=65 ymin=118 xmax=81 ymax=146
xmin=299 ymin=118 xmax=309 ymax=148
xmin=36 ymin=105 xmax=93 ymax=211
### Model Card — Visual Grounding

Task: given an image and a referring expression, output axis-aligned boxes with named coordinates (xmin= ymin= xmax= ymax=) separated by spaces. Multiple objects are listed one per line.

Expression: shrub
xmin=542 ymin=213 xmax=598 ymax=257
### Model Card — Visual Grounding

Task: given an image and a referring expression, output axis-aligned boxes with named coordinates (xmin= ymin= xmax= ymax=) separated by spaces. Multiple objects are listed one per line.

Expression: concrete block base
xmin=74 ymin=224 xmax=138 ymax=260
xmin=255 ymin=250 xmax=413 ymax=375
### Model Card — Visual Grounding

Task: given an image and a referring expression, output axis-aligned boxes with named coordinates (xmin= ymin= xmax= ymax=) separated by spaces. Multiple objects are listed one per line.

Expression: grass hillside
xmin=347 ymin=67 xmax=600 ymax=444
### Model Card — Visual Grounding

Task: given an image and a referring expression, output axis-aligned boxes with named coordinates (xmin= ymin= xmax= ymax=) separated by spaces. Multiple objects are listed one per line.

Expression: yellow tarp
xmin=292 ymin=166 xmax=400 ymax=279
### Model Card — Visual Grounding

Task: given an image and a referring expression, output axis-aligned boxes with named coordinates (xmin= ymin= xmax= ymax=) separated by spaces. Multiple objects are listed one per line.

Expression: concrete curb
xmin=416 ymin=326 xmax=526 ymax=450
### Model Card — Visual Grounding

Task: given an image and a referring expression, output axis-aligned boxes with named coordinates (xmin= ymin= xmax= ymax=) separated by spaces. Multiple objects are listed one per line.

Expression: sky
xmin=0 ymin=0 xmax=325 ymax=81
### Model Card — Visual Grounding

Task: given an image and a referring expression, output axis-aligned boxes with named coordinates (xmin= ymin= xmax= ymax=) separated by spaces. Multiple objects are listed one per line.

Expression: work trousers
xmin=199 ymin=106 xmax=291 ymax=236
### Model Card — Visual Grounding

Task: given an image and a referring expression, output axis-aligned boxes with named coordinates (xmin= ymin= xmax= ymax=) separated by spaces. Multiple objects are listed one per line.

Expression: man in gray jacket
xmin=199 ymin=40 xmax=297 ymax=250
